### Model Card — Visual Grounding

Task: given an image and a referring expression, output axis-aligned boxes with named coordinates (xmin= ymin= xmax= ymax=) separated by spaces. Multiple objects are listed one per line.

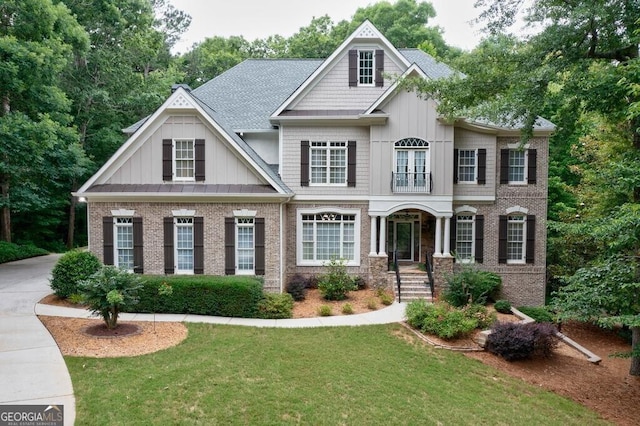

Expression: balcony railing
xmin=391 ymin=172 xmax=432 ymax=193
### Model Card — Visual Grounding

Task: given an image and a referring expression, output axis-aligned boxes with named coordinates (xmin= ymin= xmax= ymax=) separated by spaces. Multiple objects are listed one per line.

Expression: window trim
xmin=508 ymin=149 xmax=528 ymax=185
xmin=296 ymin=207 xmax=361 ymax=266
xmin=506 ymin=214 xmax=527 ymax=264
xmin=457 ymin=149 xmax=478 ymax=184
xmin=235 ymin=216 xmax=255 ymax=275
xmin=173 ymin=138 xmax=196 ymax=182
xmin=113 ymin=217 xmax=134 ymax=272
xmin=174 ymin=216 xmax=194 ymax=275
xmin=309 ymin=141 xmax=348 ymax=186
xmin=454 ymin=214 xmax=475 ymax=263
xmin=358 ymin=49 xmax=375 ymax=86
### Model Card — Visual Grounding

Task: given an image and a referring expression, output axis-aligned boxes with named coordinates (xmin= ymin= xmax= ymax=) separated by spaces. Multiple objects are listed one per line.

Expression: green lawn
xmin=66 ymin=324 xmax=607 ymax=425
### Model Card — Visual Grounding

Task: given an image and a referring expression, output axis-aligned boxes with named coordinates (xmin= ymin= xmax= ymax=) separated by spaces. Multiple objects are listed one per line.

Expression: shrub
xmin=0 ymin=241 xmax=48 ymax=263
xmin=68 ymin=293 xmax=85 ymax=305
xmin=131 ymin=275 xmax=264 ymax=318
xmin=486 ymin=322 xmax=559 ymax=361
xmin=494 ymin=300 xmax=512 ymax=314
xmin=342 ymin=303 xmax=354 ymax=315
xmin=317 ymin=258 xmax=357 ymax=301
xmin=420 ymin=303 xmax=478 ymax=340
xmin=318 ymin=305 xmax=332 ymax=316
xmin=354 ymin=276 xmax=368 ymax=290
xmin=305 ymin=275 xmax=319 ymax=289
xmin=517 ymin=306 xmax=555 ymax=323
xmin=405 ymin=299 xmax=430 ymax=329
xmin=79 ymin=266 xmax=143 ymax=329
xmin=379 ymin=292 xmax=394 ymax=306
xmin=462 ymin=304 xmax=496 ymax=329
xmin=366 ymin=297 xmax=378 ymax=310
xmin=257 ymin=293 xmax=294 ymax=319
xmin=286 ymin=274 xmax=308 ymax=301
xmin=443 ymin=266 xmax=502 ymax=307
xmin=50 ymin=250 xmax=102 ymax=298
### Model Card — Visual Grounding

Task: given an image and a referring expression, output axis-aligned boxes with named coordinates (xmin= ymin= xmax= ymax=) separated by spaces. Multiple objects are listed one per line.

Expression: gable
xmin=104 ymin=114 xmax=266 ymax=186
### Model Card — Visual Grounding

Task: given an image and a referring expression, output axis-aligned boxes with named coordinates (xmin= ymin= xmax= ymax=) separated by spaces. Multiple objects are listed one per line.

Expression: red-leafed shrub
xmin=486 ymin=322 xmax=559 ymax=361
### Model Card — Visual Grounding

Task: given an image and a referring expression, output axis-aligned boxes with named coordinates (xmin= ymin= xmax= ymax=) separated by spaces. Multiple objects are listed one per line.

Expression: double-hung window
xmin=114 ymin=217 xmax=134 ymax=271
xmin=458 ymin=150 xmax=477 ymax=183
xmin=455 ymin=215 xmax=474 ymax=261
xmin=299 ymin=210 xmax=359 ymax=265
xmin=236 ymin=217 xmax=255 ymax=274
xmin=508 ymin=150 xmax=526 ymax=183
xmin=311 ymin=141 xmax=347 ymax=185
xmin=358 ymin=50 xmax=374 ymax=85
xmin=175 ymin=217 xmax=194 ymax=273
xmin=174 ymin=139 xmax=195 ymax=181
xmin=506 ymin=215 xmax=526 ymax=263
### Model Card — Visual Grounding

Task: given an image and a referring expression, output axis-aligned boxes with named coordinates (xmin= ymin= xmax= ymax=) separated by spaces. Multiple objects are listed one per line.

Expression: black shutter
xmin=162 ymin=139 xmax=172 ymax=181
xmin=103 ymin=217 xmax=114 ymax=265
xmin=475 ymin=215 xmax=484 ymax=264
xmin=500 ymin=149 xmax=510 ymax=184
xmin=194 ymin=217 xmax=204 ymax=274
xmin=195 ymin=139 xmax=205 ymax=182
xmin=527 ymin=149 xmax=537 ymax=184
xmin=477 ymin=149 xmax=486 ymax=184
xmin=225 ymin=217 xmax=235 ymax=275
xmin=255 ymin=218 xmax=265 ymax=275
xmin=347 ymin=140 xmax=356 ymax=187
xmin=163 ymin=217 xmax=174 ymax=274
xmin=453 ymin=149 xmax=459 ymax=184
xmin=133 ymin=217 xmax=143 ymax=274
xmin=300 ymin=140 xmax=310 ymax=186
xmin=526 ymin=215 xmax=536 ymax=264
xmin=375 ymin=49 xmax=384 ymax=87
xmin=450 ymin=216 xmax=457 ymax=257
xmin=348 ymin=50 xmax=357 ymax=87
xmin=498 ymin=215 xmax=507 ymax=264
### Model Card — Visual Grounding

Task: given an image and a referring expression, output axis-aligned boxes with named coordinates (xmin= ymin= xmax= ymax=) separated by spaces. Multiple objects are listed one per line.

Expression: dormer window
xmin=174 ymin=139 xmax=195 ymax=181
xmin=349 ymin=49 xmax=384 ymax=87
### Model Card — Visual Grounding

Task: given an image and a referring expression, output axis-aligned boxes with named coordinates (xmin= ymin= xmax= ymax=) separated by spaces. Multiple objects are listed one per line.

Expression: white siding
xmin=370 ymin=91 xmax=454 ymax=196
xmin=294 ymin=47 xmax=404 ymax=111
xmin=106 ymin=115 xmax=265 ymax=185
xmin=281 ymin=126 xmax=370 ymax=197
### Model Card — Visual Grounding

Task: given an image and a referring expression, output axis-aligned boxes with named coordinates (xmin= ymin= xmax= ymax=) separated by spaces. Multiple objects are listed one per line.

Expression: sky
xmin=169 ymin=0 xmax=486 ymax=54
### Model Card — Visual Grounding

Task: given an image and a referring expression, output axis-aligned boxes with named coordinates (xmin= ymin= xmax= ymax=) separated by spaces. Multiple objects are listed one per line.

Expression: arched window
xmin=393 ymin=138 xmax=430 ymax=193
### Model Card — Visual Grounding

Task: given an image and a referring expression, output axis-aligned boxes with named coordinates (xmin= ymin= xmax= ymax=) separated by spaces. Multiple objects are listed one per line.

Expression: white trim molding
xmin=454 ymin=205 xmax=477 ymax=214
xmin=233 ymin=209 xmax=257 ymax=218
xmin=111 ymin=209 xmax=135 ymax=217
xmin=172 ymin=209 xmax=196 ymax=217
xmin=506 ymin=206 xmax=529 ymax=215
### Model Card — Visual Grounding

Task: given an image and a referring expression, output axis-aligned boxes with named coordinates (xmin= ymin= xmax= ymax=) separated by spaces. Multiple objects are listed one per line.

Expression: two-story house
xmin=75 ymin=21 xmax=553 ymax=306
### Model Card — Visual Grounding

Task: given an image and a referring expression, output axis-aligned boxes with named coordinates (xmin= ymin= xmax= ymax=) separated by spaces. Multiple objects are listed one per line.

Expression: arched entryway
xmin=386 ymin=210 xmax=435 ymax=265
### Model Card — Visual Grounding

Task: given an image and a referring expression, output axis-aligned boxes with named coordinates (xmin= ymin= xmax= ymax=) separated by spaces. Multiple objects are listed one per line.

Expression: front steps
xmin=392 ymin=271 xmax=433 ymax=302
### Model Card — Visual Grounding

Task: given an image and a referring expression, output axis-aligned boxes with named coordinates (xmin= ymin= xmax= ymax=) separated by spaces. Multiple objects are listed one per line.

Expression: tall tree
xmin=0 ymin=0 xmax=89 ymax=243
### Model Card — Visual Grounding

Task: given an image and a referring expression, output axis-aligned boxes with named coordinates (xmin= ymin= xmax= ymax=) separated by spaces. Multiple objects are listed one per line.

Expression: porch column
xmin=369 ymin=215 xmax=378 ymax=255
xmin=434 ymin=216 xmax=442 ymax=257
xmin=443 ymin=216 xmax=452 ymax=257
xmin=379 ymin=216 xmax=387 ymax=256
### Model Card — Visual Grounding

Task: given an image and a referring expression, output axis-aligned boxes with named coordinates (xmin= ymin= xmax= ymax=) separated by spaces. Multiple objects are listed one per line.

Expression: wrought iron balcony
xmin=391 ymin=172 xmax=432 ymax=193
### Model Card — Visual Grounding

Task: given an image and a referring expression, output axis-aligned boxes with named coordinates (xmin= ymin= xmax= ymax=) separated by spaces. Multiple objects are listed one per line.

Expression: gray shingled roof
xmin=193 ymin=59 xmax=323 ymax=131
xmin=398 ymin=49 xmax=459 ymax=79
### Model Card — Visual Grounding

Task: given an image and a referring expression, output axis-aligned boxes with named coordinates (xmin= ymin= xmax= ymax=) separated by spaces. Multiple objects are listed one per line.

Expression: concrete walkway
xmin=0 ymin=254 xmax=74 ymax=426
xmin=1 ymin=254 xmax=407 ymax=425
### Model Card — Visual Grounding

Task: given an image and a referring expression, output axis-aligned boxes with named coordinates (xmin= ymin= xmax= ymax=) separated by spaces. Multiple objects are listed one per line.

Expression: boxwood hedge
xmin=128 ymin=275 xmax=264 ymax=318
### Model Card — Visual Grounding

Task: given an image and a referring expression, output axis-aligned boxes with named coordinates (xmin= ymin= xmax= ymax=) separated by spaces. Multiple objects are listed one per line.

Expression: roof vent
xmin=171 ymin=83 xmax=192 ymax=93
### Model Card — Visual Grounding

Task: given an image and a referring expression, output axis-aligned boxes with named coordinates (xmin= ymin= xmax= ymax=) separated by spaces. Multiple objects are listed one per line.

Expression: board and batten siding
xmin=293 ymin=47 xmax=403 ymax=111
xmin=370 ymin=92 xmax=454 ymax=196
xmin=106 ymin=115 xmax=265 ymax=185
xmin=281 ymin=126 xmax=370 ymax=196
xmin=453 ymin=128 xmax=497 ymax=198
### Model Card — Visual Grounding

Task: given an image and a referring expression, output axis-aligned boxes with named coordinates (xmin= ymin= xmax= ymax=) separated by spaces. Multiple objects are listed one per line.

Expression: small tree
xmin=79 ymin=266 xmax=143 ymax=329
xmin=317 ymin=258 xmax=356 ymax=301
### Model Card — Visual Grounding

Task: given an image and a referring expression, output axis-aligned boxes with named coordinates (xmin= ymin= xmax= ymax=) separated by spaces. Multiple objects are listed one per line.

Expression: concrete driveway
xmin=0 ymin=254 xmax=75 ymax=426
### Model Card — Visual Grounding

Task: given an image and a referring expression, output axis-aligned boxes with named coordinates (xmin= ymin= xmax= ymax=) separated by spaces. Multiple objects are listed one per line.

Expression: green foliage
xmin=257 ymin=293 xmax=294 ymax=319
xmin=131 ymin=275 xmax=264 ymax=318
xmin=517 ymin=306 xmax=555 ymax=323
xmin=285 ymin=274 xmax=308 ymax=301
xmin=486 ymin=322 xmax=559 ymax=361
xmin=405 ymin=299 xmax=430 ymax=329
xmin=379 ymin=292 xmax=394 ymax=306
xmin=318 ymin=305 xmax=332 ymax=316
xmin=419 ymin=303 xmax=478 ymax=340
xmin=443 ymin=266 xmax=502 ymax=307
xmin=317 ymin=258 xmax=357 ymax=301
xmin=49 ymin=250 xmax=101 ymax=298
xmin=0 ymin=241 xmax=47 ymax=263
xmin=342 ymin=303 xmax=354 ymax=315
xmin=494 ymin=300 xmax=512 ymax=314
xmin=366 ymin=298 xmax=378 ymax=310
xmin=462 ymin=304 xmax=496 ymax=329
xmin=79 ymin=266 xmax=143 ymax=329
